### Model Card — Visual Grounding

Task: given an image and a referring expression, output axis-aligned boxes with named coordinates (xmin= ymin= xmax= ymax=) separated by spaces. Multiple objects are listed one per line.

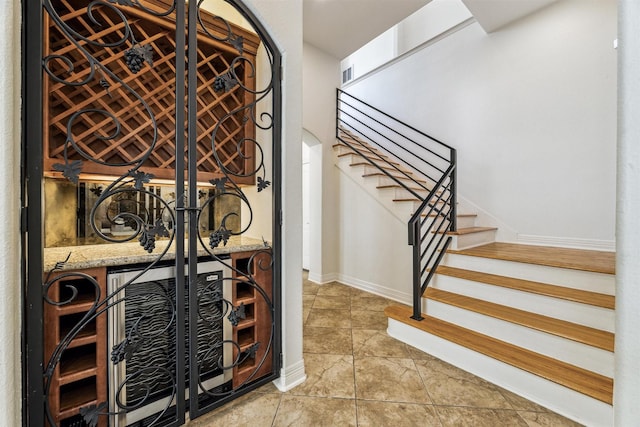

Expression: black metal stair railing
xmin=336 ymin=89 xmax=457 ymax=320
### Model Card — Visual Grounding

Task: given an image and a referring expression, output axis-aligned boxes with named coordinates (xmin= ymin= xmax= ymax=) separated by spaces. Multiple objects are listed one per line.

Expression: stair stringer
xmin=387 ymin=318 xmax=613 ymax=427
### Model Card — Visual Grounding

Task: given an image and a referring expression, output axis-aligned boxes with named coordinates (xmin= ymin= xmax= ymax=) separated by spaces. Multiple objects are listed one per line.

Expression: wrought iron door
xmin=23 ymin=1 xmax=281 ymax=426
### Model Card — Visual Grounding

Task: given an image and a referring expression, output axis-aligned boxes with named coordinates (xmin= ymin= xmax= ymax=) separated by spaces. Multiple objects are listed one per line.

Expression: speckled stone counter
xmin=43 ymin=235 xmax=268 ymax=271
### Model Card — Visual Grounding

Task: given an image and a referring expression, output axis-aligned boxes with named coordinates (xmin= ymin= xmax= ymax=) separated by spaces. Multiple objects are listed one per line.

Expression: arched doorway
xmin=22 ymin=1 xmax=282 ymax=425
xmin=302 ymin=129 xmax=322 ymax=274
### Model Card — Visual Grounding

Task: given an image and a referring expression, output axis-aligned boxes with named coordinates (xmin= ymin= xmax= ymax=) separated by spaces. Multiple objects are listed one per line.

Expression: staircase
xmin=386 ymin=243 xmax=615 ymax=426
xmin=333 ymin=136 xmax=497 ymax=250
xmin=335 ymin=90 xmax=615 ymax=426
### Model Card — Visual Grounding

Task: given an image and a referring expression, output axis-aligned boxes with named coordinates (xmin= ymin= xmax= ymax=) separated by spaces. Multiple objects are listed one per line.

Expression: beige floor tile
xmin=496 ymin=387 xmax=549 ymax=412
xmin=273 ymin=395 xmax=357 ymax=427
xmin=350 ymin=287 xmax=376 ymax=298
xmin=316 ymin=282 xmax=352 ymax=297
xmin=517 ymin=411 xmax=584 ymax=427
xmin=414 ymin=358 xmax=512 ymax=409
xmin=405 ymin=342 xmax=434 ymax=360
xmin=313 ymin=294 xmax=351 ymax=310
xmin=303 ymin=281 xmax=320 ymax=295
xmin=303 ymin=327 xmax=353 ymax=354
xmin=186 ymin=392 xmax=281 ymax=427
xmin=351 ymin=294 xmax=392 ymax=311
xmin=354 ymin=357 xmax=432 ymax=404
xmin=303 ymin=295 xmax=315 ymax=323
xmin=352 ymin=329 xmax=411 ymax=358
xmin=303 ymin=294 xmax=316 ymax=308
xmin=254 ymin=381 xmax=282 ymax=394
xmin=289 ymin=353 xmax=355 ymax=398
xmin=357 ymin=400 xmax=442 ymax=426
xmin=350 ymin=309 xmax=388 ymax=330
xmin=306 ymin=308 xmax=352 ymax=328
xmin=189 ymin=273 xmax=571 ymax=426
xmin=435 ymin=406 xmax=528 ymax=427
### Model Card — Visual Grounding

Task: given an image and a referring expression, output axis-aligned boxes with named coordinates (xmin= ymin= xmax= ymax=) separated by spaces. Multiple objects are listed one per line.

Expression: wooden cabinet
xmin=43 ymin=267 xmax=107 ymax=427
xmin=230 ymin=250 xmax=274 ymax=388
xmin=43 ymin=0 xmax=260 ymax=184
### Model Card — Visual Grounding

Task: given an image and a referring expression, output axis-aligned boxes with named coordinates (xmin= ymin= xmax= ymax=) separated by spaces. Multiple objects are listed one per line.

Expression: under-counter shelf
xmin=44 ymin=267 xmax=107 ymax=427
xmin=59 ymin=344 xmax=98 ymax=385
xmin=59 ymin=313 xmax=96 ymax=341
xmin=230 ymin=250 xmax=273 ymax=388
xmin=59 ymin=376 xmax=98 ymax=415
xmin=235 ymin=280 xmax=255 ymax=301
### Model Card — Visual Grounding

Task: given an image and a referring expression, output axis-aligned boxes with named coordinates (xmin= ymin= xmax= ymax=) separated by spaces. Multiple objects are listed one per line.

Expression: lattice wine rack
xmin=43 ymin=0 xmax=261 ymax=184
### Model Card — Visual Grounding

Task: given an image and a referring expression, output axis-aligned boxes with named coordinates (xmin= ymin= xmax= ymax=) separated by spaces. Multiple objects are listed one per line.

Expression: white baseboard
xmin=272 ymin=359 xmax=307 ymax=392
xmin=516 ymin=234 xmax=615 ymax=252
xmin=337 ymin=273 xmax=412 ymax=304
xmin=307 ymin=271 xmax=339 ymax=284
xmin=387 ymin=319 xmax=613 ymax=427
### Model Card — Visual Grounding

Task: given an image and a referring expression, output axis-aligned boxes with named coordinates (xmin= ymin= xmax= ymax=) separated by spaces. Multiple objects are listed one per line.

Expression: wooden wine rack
xmin=43 ymin=0 xmax=260 ymax=184
xmin=230 ymin=250 xmax=274 ymax=388
xmin=43 ymin=267 xmax=107 ymax=427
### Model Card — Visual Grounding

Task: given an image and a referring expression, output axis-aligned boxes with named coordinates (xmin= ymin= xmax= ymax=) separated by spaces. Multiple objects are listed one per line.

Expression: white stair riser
xmin=376 ymin=175 xmax=427 ymax=188
xmin=335 ymin=160 xmax=415 ymax=220
xmin=421 ymin=298 xmax=613 ymax=377
xmin=360 ymin=164 xmax=413 ymax=177
xmin=449 ymin=229 xmax=497 ymax=250
xmin=452 ymin=215 xmax=477 ymax=229
xmin=442 ymin=253 xmax=615 ymax=295
xmin=339 ymin=152 xmax=397 ymax=167
xmin=378 ymin=186 xmax=430 ymax=200
xmin=430 ymin=275 xmax=615 ymax=332
xmin=334 ymin=145 xmax=355 ymax=156
xmin=421 ymin=214 xmax=477 ymax=229
xmin=388 ymin=319 xmax=613 ymax=427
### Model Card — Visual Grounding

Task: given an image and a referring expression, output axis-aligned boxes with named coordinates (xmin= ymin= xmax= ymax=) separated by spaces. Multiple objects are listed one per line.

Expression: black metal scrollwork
xmin=41 ymin=0 xmax=276 ymax=425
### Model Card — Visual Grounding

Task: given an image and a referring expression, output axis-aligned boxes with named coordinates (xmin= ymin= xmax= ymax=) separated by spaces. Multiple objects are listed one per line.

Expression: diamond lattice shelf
xmin=43 ymin=0 xmax=261 ymax=185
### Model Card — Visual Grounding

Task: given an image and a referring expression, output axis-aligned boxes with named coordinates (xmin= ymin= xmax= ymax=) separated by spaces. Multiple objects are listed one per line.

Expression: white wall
xmin=302 ymin=43 xmax=340 ymax=283
xmin=615 ymin=1 xmax=640 ymax=423
xmin=340 ymin=27 xmax=397 ymax=82
xmin=0 ymin=0 xmax=21 ymax=424
xmin=396 ymin=0 xmax=472 ymax=56
xmin=337 ymin=168 xmax=414 ymax=303
xmin=0 ymin=0 xmax=304 ymax=422
xmin=249 ymin=0 xmax=305 ymax=393
xmin=345 ymin=0 xmax=617 ymax=249
xmin=340 ymin=0 xmax=472 ymax=83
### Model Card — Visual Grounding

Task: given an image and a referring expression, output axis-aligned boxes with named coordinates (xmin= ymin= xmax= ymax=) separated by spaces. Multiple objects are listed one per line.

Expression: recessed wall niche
xmin=44 ymin=177 xmax=241 ymax=248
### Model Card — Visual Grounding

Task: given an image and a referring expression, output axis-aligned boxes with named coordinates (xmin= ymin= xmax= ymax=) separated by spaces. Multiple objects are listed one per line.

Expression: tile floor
xmin=187 ymin=273 xmax=582 ymax=426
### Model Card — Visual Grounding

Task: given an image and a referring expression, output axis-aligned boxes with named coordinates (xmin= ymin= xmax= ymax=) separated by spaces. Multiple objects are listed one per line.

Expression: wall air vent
xmin=342 ymin=66 xmax=353 ymax=84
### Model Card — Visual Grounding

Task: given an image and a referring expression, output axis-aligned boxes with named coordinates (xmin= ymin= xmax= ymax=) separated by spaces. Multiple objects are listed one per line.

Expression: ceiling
xmin=303 ymin=0 xmax=559 ymax=60
xmin=462 ymin=0 xmax=558 ymax=33
xmin=303 ymin=0 xmax=431 ymax=59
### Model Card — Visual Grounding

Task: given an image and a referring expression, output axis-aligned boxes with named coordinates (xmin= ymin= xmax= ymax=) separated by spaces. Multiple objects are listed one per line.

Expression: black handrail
xmin=336 ymin=89 xmax=457 ymax=321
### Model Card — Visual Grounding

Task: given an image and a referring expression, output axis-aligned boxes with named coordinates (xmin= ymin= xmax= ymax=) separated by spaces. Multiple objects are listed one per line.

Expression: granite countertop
xmin=44 ymin=235 xmax=269 ymax=271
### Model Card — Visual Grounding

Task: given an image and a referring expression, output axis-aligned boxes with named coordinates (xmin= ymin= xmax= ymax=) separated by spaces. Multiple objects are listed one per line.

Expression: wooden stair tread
xmin=424 ymin=213 xmax=475 ymax=218
xmin=424 ymin=288 xmax=614 ymax=351
xmin=362 ymin=172 xmax=428 ymax=185
xmin=337 ymin=151 xmax=400 ymax=165
xmin=349 ymin=161 xmax=411 ymax=174
xmin=385 ymin=304 xmax=613 ymax=404
xmin=436 ymin=265 xmax=615 ymax=309
xmin=448 ymin=242 xmax=615 ymax=275
xmin=393 ymin=198 xmax=421 ymax=202
xmin=377 ymin=184 xmax=429 ymax=192
xmin=444 ymin=226 xmax=497 ymax=235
